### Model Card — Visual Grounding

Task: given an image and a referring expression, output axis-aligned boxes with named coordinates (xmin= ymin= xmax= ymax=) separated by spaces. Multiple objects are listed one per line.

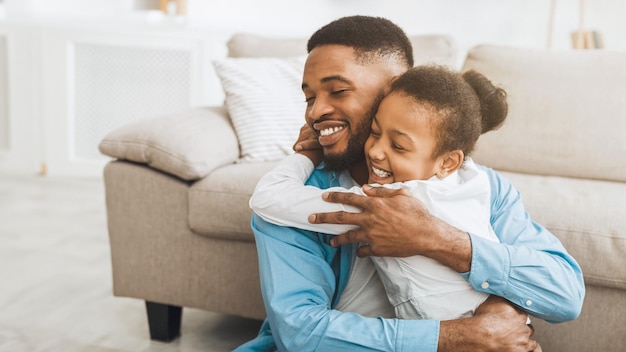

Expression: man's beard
xmin=324 ymin=93 xmax=383 ymax=172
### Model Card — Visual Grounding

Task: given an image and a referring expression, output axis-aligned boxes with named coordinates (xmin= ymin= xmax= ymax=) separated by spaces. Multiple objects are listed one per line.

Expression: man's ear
xmin=440 ymin=150 xmax=464 ymax=177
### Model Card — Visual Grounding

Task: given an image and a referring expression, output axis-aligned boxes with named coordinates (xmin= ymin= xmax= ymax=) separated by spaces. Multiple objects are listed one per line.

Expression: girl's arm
xmin=249 ymin=153 xmax=362 ymax=235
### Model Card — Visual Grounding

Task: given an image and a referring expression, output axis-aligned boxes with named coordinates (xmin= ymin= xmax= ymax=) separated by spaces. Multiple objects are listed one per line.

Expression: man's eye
xmin=304 ymin=96 xmax=315 ymax=104
xmin=331 ymin=89 xmax=347 ymax=96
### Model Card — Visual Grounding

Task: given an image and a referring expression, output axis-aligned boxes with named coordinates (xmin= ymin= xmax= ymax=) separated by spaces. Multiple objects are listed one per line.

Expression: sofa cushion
xmin=219 ymin=33 xmax=459 ymax=164
xmin=464 ymin=45 xmax=626 ymax=183
xmin=499 ymin=170 xmax=626 ymax=291
xmin=213 ymin=56 xmax=307 ymax=163
xmin=227 ymin=32 xmax=458 ymax=68
xmin=98 ymin=107 xmax=239 ymax=181
xmin=227 ymin=32 xmax=308 ymax=58
xmin=188 ymin=161 xmax=278 ymax=241
xmin=409 ymin=34 xmax=458 ymax=68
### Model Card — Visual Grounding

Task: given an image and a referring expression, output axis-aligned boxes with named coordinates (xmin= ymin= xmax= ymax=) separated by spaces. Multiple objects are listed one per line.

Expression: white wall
xmin=188 ymin=0 xmax=551 ymax=54
xmin=4 ymin=0 xmax=626 ymax=54
xmin=184 ymin=0 xmax=626 ymax=54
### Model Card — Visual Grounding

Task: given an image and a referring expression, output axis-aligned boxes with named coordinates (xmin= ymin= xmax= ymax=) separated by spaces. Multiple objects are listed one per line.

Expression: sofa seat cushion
xmin=189 ymin=161 xmax=278 ymax=241
xmin=499 ymin=170 xmax=626 ymax=290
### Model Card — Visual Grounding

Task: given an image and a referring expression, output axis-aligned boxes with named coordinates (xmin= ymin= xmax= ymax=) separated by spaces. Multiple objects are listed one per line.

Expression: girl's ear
xmin=437 ymin=150 xmax=464 ymax=178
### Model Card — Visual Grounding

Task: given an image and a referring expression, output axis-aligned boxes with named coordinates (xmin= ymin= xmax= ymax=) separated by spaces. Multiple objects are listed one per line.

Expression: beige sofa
xmin=100 ymin=33 xmax=626 ymax=351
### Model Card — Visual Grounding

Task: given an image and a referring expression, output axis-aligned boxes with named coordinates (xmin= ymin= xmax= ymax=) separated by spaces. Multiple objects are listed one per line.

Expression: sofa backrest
xmin=227 ymin=32 xmax=458 ymax=68
xmin=220 ymin=32 xmax=458 ymax=163
xmin=463 ymin=45 xmax=626 ymax=183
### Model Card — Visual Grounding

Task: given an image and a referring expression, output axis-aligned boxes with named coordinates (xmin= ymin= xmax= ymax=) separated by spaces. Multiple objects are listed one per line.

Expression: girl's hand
xmin=293 ymin=124 xmax=323 ymax=166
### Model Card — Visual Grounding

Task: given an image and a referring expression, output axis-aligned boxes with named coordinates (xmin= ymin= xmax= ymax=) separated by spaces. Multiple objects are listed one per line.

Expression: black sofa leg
xmin=145 ymin=301 xmax=182 ymax=342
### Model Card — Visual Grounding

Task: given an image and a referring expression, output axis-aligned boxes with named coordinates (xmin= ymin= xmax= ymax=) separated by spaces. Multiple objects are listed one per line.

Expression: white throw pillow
xmin=213 ymin=56 xmax=307 ymax=162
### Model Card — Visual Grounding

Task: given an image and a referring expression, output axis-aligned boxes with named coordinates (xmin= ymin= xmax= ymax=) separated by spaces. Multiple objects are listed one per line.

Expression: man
xmin=236 ymin=16 xmax=584 ymax=351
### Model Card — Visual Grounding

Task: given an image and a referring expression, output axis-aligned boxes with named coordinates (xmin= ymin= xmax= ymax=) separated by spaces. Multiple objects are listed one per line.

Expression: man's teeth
xmin=372 ymin=167 xmax=391 ymax=178
xmin=319 ymin=126 xmax=344 ymax=137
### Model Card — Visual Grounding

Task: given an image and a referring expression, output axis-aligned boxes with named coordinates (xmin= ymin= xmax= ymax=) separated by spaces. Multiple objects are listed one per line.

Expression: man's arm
xmin=317 ymin=168 xmax=584 ymax=323
xmin=247 ymin=213 xmax=439 ymax=352
xmin=464 ymin=167 xmax=584 ymax=322
xmin=242 ymin=213 xmax=539 ymax=352
xmin=439 ymin=295 xmax=541 ymax=352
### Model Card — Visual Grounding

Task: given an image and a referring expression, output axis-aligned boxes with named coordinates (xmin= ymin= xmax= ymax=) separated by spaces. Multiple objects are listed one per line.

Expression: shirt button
xmin=481 ymin=281 xmax=490 ymax=289
xmin=526 ymin=300 xmax=533 ymax=306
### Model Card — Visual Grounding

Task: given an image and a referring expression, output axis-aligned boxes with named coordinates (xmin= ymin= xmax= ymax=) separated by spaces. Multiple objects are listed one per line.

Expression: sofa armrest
xmin=99 ymin=106 xmax=239 ymax=181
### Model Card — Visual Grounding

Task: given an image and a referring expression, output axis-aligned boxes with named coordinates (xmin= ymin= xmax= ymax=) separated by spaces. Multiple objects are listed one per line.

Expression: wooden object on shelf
xmin=158 ymin=0 xmax=186 ymax=15
xmin=158 ymin=0 xmax=169 ymax=13
xmin=176 ymin=0 xmax=187 ymax=15
xmin=571 ymin=30 xmax=603 ymax=49
xmin=571 ymin=0 xmax=603 ymax=50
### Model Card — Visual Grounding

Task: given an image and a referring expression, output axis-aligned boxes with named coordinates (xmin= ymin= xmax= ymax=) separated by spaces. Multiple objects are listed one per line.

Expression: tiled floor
xmin=0 ymin=172 xmax=263 ymax=352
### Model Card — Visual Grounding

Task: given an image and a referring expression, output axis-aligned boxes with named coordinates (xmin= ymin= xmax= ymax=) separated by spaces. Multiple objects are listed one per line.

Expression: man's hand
xmin=309 ymin=185 xmax=473 ymax=272
xmin=439 ymin=296 xmax=541 ymax=352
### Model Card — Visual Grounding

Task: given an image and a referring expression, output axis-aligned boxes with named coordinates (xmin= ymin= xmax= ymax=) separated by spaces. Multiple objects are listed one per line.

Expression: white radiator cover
xmin=72 ymin=43 xmax=191 ymax=161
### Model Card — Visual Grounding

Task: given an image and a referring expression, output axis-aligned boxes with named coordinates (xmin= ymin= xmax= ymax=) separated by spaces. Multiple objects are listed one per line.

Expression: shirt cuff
xmin=466 ymin=233 xmax=512 ymax=295
xmin=397 ymin=319 xmax=439 ymax=352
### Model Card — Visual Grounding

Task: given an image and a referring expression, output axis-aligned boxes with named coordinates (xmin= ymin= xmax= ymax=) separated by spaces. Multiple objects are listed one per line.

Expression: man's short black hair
xmin=307 ymin=15 xmax=414 ymax=68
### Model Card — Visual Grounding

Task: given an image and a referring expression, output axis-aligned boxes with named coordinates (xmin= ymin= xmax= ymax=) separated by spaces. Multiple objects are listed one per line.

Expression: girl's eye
xmin=370 ymin=130 xmax=380 ymax=138
xmin=393 ymin=143 xmax=405 ymax=151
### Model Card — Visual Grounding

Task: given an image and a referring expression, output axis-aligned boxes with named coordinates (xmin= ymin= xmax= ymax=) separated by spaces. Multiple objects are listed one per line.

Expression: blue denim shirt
xmin=236 ymin=165 xmax=584 ymax=352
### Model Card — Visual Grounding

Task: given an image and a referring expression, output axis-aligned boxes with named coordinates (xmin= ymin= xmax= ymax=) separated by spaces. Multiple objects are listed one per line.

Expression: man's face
xmin=302 ymin=45 xmax=390 ymax=171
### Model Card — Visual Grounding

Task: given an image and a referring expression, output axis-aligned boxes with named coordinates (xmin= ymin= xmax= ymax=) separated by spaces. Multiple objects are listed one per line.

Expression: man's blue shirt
xmin=236 ymin=164 xmax=584 ymax=351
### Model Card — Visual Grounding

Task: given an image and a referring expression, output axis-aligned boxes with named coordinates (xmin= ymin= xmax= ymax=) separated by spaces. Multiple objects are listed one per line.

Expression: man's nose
xmin=307 ymin=96 xmax=334 ymax=121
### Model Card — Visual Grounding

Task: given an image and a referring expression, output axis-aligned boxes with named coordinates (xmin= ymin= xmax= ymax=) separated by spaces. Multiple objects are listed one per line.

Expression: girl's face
xmin=364 ymin=92 xmax=444 ymax=184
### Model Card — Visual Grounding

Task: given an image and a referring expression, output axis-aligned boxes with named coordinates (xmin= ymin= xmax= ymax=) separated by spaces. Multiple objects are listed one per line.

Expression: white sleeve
xmin=249 ymin=153 xmax=362 ymax=235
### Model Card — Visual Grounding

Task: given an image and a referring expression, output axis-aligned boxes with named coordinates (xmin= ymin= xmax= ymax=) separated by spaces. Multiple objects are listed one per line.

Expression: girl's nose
xmin=367 ymin=138 xmax=385 ymax=161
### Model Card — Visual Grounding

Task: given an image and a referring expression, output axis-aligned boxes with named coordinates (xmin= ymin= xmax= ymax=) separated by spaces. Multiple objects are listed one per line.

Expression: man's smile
xmin=319 ymin=126 xmax=345 ymax=136
xmin=314 ymin=121 xmax=348 ymax=147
